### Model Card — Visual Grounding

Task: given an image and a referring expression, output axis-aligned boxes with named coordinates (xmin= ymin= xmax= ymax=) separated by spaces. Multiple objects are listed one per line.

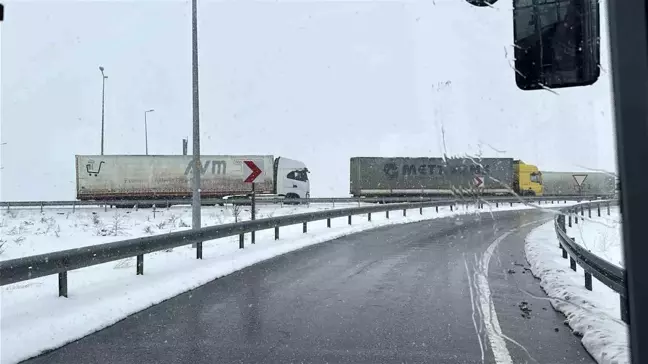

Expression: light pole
xmin=144 ymin=109 xmax=154 ymax=155
xmin=191 ymin=0 xmax=203 ymax=258
xmin=99 ymin=66 xmax=108 ymax=155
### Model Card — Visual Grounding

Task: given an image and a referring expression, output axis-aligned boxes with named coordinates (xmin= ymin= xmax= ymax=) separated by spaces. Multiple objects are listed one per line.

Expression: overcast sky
xmin=0 ymin=0 xmax=616 ymax=200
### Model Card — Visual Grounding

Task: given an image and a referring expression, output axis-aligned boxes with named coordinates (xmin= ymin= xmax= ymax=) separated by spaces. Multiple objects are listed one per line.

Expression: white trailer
xmin=75 ymin=155 xmax=310 ymax=201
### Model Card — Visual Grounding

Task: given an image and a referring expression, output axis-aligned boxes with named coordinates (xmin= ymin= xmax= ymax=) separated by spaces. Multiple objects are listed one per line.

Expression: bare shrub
xmin=110 ymin=213 xmax=125 ymax=235
xmin=231 ymin=204 xmax=242 ymax=223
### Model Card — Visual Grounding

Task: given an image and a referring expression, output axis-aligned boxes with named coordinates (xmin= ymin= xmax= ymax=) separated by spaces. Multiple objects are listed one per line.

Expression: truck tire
xmin=284 ymin=193 xmax=300 ymax=205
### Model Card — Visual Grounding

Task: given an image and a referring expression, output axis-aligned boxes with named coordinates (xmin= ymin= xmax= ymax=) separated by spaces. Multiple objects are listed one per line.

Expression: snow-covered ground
xmin=1 ymin=201 xmax=551 ymax=364
xmin=566 ymin=206 xmax=623 ymax=268
xmin=0 ymin=202 xmax=373 ymax=260
xmin=525 ymin=207 xmax=628 ymax=364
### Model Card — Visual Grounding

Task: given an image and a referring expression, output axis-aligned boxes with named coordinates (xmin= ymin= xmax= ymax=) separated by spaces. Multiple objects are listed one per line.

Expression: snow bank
xmin=525 ymin=220 xmax=629 ymax=364
xmin=1 ymin=201 xmax=548 ymax=364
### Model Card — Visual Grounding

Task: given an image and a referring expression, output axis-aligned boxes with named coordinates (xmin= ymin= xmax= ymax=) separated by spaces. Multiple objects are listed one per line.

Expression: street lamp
xmin=99 ymin=66 xmax=108 ymax=155
xmin=191 ymin=0 xmax=203 ymax=257
xmin=144 ymin=109 xmax=155 ymax=155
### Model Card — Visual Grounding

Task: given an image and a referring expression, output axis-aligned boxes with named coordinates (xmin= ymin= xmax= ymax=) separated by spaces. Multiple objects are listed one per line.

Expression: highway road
xmin=23 ymin=209 xmax=595 ymax=364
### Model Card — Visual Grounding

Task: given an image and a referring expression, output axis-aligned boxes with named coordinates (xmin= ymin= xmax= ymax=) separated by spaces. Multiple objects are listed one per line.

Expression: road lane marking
xmin=476 ymin=221 xmax=544 ymax=364
xmin=464 ymin=257 xmax=485 ymax=363
xmin=476 ymin=231 xmax=514 ymax=364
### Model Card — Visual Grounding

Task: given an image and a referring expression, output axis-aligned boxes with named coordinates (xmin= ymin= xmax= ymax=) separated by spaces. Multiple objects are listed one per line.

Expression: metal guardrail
xmin=0 ymin=196 xmax=574 ymax=297
xmin=553 ymin=200 xmax=628 ymax=323
xmin=0 ymin=195 xmax=608 ymax=211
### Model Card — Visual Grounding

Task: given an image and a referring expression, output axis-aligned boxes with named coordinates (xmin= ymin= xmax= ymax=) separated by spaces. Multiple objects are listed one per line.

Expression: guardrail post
xmin=450 ymin=204 xmax=453 ymax=212
xmin=303 ymin=222 xmax=307 ymax=233
xmin=153 ymin=205 xmax=157 ymax=219
xmin=196 ymin=242 xmax=203 ymax=259
xmin=420 ymin=207 xmax=423 ymax=215
xmin=562 ymin=246 xmax=567 ymax=258
xmin=275 ymin=226 xmax=279 ymax=240
xmin=575 ymin=209 xmax=579 ymax=224
xmin=607 ymin=202 xmax=610 ymax=215
xmin=386 ymin=210 xmax=390 ymax=219
xmin=496 ymin=202 xmax=499 ymax=208
xmin=568 ymin=214 xmax=572 ymax=227
xmin=588 ymin=204 xmax=592 ymax=218
xmin=570 ymin=238 xmax=577 ymax=271
xmin=584 ymin=272 xmax=592 ymax=290
xmin=136 ymin=255 xmax=144 ymax=275
xmin=621 ymin=296 xmax=629 ymax=324
xmin=510 ymin=202 xmax=513 ymax=207
xmin=58 ymin=272 xmax=68 ymax=298
xmin=166 ymin=200 xmax=170 ymax=210
xmin=597 ymin=203 xmax=601 ymax=217
xmin=435 ymin=206 xmax=438 ymax=213
xmin=348 ymin=216 xmax=352 ymax=225
xmin=580 ymin=205 xmax=584 ymax=216
xmin=403 ymin=209 xmax=407 ymax=216
xmin=327 ymin=218 xmax=331 ymax=227
xmin=239 ymin=233 xmax=244 ymax=249
xmin=368 ymin=212 xmax=371 ymax=221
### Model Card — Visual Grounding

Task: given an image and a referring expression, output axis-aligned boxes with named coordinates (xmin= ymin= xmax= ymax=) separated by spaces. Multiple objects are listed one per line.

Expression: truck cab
xmin=514 ymin=160 xmax=544 ymax=196
xmin=274 ymin=157 xmax=310 ymax=199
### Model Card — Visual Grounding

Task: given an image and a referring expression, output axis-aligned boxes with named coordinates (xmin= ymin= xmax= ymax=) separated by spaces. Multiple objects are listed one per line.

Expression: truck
xmin=76 ymin=155 xmax=310 ymax=203
xmin=540 ymin=171 xmax=616 ymax=197
xmin=349 ymin=157 xmax=543 ymax=197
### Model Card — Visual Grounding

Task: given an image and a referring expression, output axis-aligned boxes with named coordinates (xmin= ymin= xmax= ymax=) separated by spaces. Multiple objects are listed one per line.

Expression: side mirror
xmin=512 ymin=0 xmax=601 ymax=90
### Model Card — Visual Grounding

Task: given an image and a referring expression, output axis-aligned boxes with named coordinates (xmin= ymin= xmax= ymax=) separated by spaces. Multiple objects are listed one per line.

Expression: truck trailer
xmin=540 ymin=171 xmax=616 ymax=197
xmin=76 ymin=155 xmax=310 ymax=202
xmin=349 ymin=157 xmax=543 ymax=197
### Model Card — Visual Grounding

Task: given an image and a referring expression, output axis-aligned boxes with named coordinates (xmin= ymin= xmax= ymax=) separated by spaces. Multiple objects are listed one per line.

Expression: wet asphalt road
xmin=24 ymin=209 xmax=595 ymax=364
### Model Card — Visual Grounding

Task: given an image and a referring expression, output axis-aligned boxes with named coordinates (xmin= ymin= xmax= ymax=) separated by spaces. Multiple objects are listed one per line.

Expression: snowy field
xmin=566 ymin=206 xmax=623 ymax=268
xmin=0 ymin=201 xmax=552 ymax=364
xmin=525 ymin=206 xmax=628 ymax=364
xmin=0 ymin=202 xmax=373 ymax=260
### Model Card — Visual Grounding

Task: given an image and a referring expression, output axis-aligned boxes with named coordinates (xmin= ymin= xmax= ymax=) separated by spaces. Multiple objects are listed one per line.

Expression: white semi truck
xmin=75 ymin=155 xmax=310 ymax=203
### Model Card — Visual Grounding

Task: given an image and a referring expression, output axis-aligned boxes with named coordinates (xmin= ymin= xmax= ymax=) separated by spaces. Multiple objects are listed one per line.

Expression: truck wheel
xmin=285 ymin=193 xmax=300 ymax=205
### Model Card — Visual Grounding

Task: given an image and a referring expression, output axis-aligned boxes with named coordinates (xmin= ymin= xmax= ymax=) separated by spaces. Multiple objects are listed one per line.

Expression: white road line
xmin=474 ymin=220 xmax=545 ymax=364
xmin=476 ymin=231 xmax=514 ymax=364
xmin=464 ymin=256 xmax=485 ymax=363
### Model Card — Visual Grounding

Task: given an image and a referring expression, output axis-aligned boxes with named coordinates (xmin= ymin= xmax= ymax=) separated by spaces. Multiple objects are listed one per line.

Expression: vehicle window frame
xmin=607 ymin=0 xmax=648 ymax=362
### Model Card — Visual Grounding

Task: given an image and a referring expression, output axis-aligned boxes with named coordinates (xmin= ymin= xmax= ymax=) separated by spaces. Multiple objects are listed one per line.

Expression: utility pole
xmin=99 ymin=66 xmax=108 ymax=155
xmin=144 ymin=109 xmax=154 ymax=155
xmin=191 ymin=0 xmax=202 ymax=258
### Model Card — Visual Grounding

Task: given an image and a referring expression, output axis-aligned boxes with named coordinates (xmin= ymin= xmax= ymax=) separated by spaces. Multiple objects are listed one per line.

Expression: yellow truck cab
xmin=514 ymin=160 xmax=544 ymax=196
